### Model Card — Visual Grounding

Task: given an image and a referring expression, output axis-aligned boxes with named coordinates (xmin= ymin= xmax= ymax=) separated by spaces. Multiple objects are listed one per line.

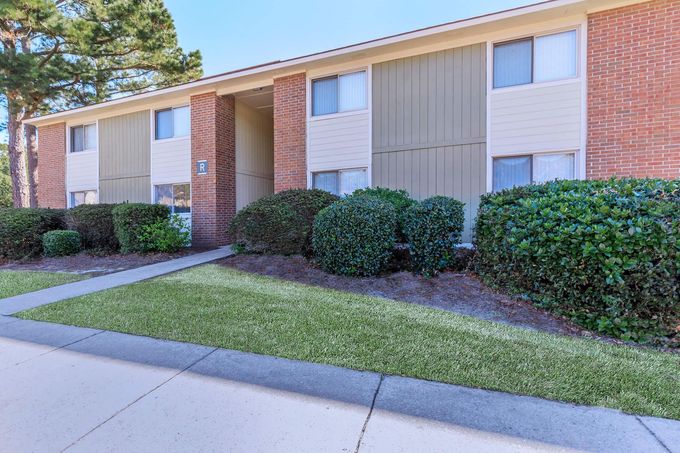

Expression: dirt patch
xmin=220 ymin=254 xmax=583 ymax=336
xmin=0 ymin=247 xmax=211 ymax=276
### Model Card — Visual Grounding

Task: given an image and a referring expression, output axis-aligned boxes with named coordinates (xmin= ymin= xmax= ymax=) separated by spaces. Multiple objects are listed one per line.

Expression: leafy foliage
xmin=474 ymin=178 xmax=680 ymax=345
xmin=404 ymin=196 xmax=465 ymax=277
xmin=65 ymin=204 xmax=119 ymax=252
xmin=352 ymin=187 xmax=416 ymax=240
xmin=0 ymin=208 xmax=64 ymax=259
xmin=0 ymin=144 xmax=11 ymax=208
xmin=111 ymin=203 xmax=170 ymax=254
xmin=138 ymin=214 xmax=190 ymax=253
xmin=42 ymin=230 xmax=81 ymax=257
xmin=229 ymin=189 xmax=339 ymax=256
xmin=313 ymin=196 xmax=397 ymax=276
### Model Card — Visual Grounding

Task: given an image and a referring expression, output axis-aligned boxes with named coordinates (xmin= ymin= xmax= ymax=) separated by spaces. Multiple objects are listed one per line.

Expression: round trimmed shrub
xmin=313 ymin=196 xmax=397 ymax=276
xmin=352 ymin=187 xmax=416 ymax=240
xmin=42 ymin=230 xmax=81 ymax=257
xmin=474 ymin=178 xmax=680 ymax=345
xmin=112 ymin=204 xmax=170 ymax=254
xmin=0 ymin=208 xmax=65 ymax=260
xmin=404 ymin=196 xmax=465 ymax=277
xmin=229 ymin=189 xmax=339 ymax=255
xmin=65 ymin=204 xmax=119 ymax=252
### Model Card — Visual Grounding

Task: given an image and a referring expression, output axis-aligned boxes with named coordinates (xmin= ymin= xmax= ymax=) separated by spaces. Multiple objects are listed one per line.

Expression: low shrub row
xmin=474 ymin=178 xmax=680 ymax=344
xmin=0 ymin=203 xmax=188 ymax=260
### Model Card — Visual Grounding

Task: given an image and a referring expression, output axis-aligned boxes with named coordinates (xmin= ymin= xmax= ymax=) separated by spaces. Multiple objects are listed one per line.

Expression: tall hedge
xmin=405 ymin=196 xmax=465 ymax=277
xmin=0 ymin=208 xmax=65 ymax=260
xmin=229 ymin=189 xmax=339 ymax=255
xmin=65 ymin=204 xmax=119 ymax=251
xmin=313 ymin=196 xmax=397 ymax=276
xmin=112 ymin=204 xmax=170 ymax=253
xmin=352 ymin=187 xmax=415 ymax=240
xmin=474 ymin=178 xmax=680 ymax=344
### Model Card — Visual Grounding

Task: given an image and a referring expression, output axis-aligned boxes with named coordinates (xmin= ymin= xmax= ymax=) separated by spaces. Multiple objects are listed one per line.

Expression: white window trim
xmin=311 ymin=167 xmax=369 ymax=195
xmin=152 ymin=104 xmax=191 ymax=143
xmin=153 ymin=182 xmax=192 ymax=214
xmin=490 ymin=25 xmax=581 ymax=93
xmin=68 ymin=189 xmax=99 ymax=208
xmin=491 ymin=150 xmax=579 ymax=191
xmin=308 ymin=68 xmax=369 ymax=120
xmin=68 ymin=122 xmax=98 ymax=154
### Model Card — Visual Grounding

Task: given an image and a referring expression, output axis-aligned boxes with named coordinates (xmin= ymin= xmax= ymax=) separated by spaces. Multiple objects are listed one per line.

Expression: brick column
xmin=587 ymin=0 xmax=680 ymax=180
xmin=37 ymin=122 xmax=66 ymax=208
xmin=273 ymin=73 xmax=307 ymax=192
xmin=190 ymin=92 xmax=236 ymax=247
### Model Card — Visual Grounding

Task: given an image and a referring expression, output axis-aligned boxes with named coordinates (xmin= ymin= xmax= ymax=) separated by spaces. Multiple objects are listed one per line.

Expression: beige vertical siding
xmin=235 ymin=100 xmax=274 ymax=211
xmin=372 ymin=43 xmax=487 ymax=242
xmin=98 ymin=110 xmax=151 ymax=202
xmin=99 ymin=177 xmax=151 ymax=203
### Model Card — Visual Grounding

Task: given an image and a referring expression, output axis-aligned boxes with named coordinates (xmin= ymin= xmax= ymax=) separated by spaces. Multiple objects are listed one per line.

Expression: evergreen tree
xmin=0 ymin=0 xmax=202 ymax=207
xmin=0 ymin=143 xmax=12 ymax=208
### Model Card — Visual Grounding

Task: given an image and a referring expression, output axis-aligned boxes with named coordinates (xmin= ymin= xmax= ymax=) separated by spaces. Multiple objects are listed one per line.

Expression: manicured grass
xmin=0 ymin=270 xmax=85 ymax=299
xmin=19 ymin=264 xmax=680 ymax=419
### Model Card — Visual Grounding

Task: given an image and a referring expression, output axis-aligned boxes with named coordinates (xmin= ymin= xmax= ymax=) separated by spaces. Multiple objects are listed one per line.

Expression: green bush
xmin=352 ymin=187 xmax=416 ymax=240
xmin=138 ymin=214 xmax=191 ymax=253
xmin=0 ymin=208 xmax=65 ymax=260
xmin=474 ymin=178 xmax=680 ymax=345
xmin=404 ymin=196 xmax=465 ymax=277
xmin=42 ymin=230 xmax=81 ymax=257
xmin=313 ymin=196 xmax=397 ymax=276
xmin=112 ymin=204 xmax=170 ymax=254
xmin=65 ymin=204 xmax=119 ymax=252
xmin=229 ymin=189 xmax=339 ymax=255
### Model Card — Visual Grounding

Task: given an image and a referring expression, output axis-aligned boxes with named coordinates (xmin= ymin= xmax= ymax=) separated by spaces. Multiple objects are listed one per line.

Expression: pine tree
xmin=0 ymin=0 xmax=202 ymax=207
xmin=0 ymin=143 xmax=12 ymax=208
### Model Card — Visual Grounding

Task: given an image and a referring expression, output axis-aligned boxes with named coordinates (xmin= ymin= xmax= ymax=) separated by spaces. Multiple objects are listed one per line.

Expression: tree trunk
xmin=7 ymin=100 xmax=30 ymax=208
xmin=25 ymin=123 xmax=39 ymax=207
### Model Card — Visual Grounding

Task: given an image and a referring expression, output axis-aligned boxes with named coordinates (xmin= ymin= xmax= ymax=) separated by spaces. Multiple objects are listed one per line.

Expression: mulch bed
xmin=0 ymin=247 xmax=211 ymax=276
xmin=219 ymin=254 xmax=584 ymax=336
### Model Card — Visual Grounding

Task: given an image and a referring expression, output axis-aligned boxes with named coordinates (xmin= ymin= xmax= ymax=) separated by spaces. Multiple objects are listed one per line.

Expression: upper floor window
xmin=493 ymin=29 xmax=577 ymax=89
xmin=70 ymin=124 xmax=96 ymax=153
xmin=312 ymin=70 xmax=367 ymax=116
xmin=155 ymin=106 xmax=190 ymax=140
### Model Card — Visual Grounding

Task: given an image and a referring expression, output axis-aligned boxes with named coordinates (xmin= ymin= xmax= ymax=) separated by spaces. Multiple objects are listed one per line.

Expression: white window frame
xmin=310 ymin=69 xmax=368 ymax=119
xmin=492 ymin=151 xmax=577 ymax=192
xmin=69 ymin=123 xmax=97 ymax=154
xmin=153 ymin=182 xmax=191 ymax=214
xmin=311 ymin=167 xmax=368 ymax=196
xmin=68 ymin=190 xmax=98 ymax=208
xmin=153 ymin=105 xmax=190 ymax=142
xmin=491 ymin=27 xmax=580 ymax=91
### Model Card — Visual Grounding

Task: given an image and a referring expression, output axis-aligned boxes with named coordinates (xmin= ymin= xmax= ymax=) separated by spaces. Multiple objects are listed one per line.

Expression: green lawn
xmin=0 ymin=270 xmax=85 ymax=299
xmin=18 ymin=264 xmax=680 ymax=419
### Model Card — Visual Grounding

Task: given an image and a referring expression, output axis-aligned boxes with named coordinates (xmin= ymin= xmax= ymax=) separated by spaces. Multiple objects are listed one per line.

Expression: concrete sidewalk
xmin=0 ymin=247 xmax=233 ymax=315
xmin=0 ymin=317 xmax=677 ymax=453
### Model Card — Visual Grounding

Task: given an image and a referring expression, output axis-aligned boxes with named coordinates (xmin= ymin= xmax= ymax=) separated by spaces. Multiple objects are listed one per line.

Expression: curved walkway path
xmin=0 ymin=316 xmax=677 ymax=452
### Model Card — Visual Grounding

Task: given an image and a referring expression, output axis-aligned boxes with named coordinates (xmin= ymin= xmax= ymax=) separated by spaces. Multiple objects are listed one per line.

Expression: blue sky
xmin=1 ymin=0 xmax=533 ymax=144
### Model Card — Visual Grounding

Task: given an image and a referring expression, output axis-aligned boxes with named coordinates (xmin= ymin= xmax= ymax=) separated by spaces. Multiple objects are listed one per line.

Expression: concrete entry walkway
xmin=0 ymin=318 xmax=677 ymax=453
xmin=0 ymin=247 xmax=233 ymax=315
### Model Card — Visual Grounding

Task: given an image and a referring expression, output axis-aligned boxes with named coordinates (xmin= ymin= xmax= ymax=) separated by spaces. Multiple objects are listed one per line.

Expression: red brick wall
xmin=191 ymin=92 xmax=236 ymax=247
xmin=587 ymin=0 xmax=680 ymax=179
xmin=273 ymin=73 xmax=307 ymax=192
xmin=37 ymin=123 xmax=66 ymax=208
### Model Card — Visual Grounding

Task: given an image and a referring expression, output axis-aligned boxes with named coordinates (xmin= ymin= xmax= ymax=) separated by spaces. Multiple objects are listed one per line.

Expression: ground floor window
xmin=70 ymin=190 xmax=97 ymax=207
xmin=312 ymin=168 xmax=368 ymax=196
xmin=154 ymin=183 xmax=191 ymax=214
xmin=493 ymin=152 xmax=575 ymax=191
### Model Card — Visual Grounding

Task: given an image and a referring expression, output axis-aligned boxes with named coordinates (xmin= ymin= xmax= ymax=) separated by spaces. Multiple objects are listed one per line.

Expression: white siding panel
xmin=151 ymin=137 xmax=191 ymax=185
xmin=490 ymin=82 xmax=581 ymax=155
xmin=308 ymin=112 xmax=370 ymax=172
xmin=66 ymin=151 xmax=98 ymax=192
xmin=236 ymin=100 xmax=274 ymax=210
